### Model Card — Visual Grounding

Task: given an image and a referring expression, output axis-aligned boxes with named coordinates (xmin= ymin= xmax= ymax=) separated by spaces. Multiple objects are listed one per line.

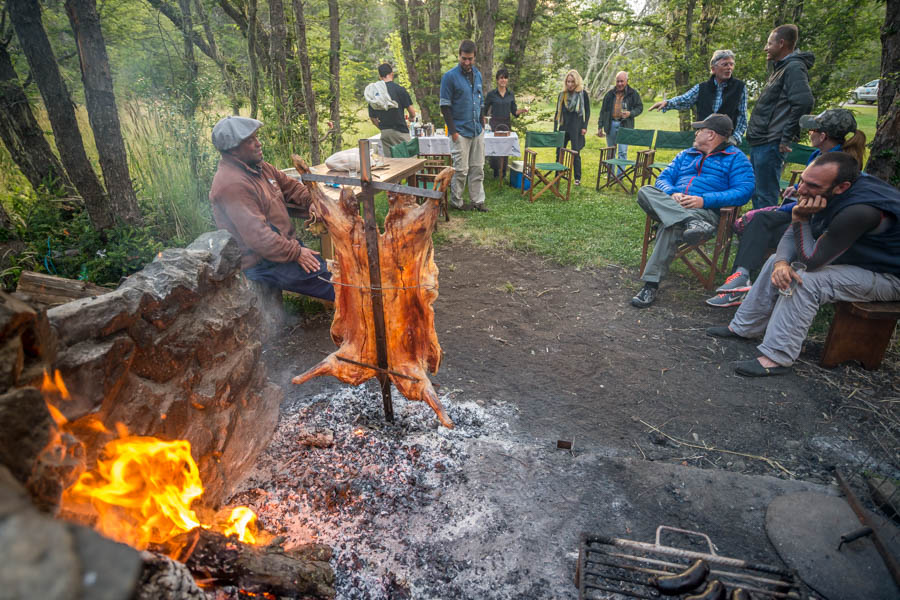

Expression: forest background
xmin=0 ymin=0 xmax=896 ymax=289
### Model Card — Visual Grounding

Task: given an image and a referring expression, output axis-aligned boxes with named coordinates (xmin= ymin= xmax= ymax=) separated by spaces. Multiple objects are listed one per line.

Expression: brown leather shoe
xmin=474 ymin=204 xmax=489 ymax=212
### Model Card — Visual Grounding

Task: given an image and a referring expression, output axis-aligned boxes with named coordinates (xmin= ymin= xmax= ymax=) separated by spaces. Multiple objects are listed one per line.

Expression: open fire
xmin=41 ymin=370 xmax=264 ymax=555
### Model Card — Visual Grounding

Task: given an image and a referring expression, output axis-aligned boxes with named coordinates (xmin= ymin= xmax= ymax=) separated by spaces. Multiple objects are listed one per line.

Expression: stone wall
xmin=47 ymin=231 xmax=282 ymax=506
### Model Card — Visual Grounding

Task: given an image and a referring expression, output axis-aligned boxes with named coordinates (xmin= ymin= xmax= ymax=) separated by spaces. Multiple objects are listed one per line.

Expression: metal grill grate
xmin=576 ymin=526 xmax=812 ymax=599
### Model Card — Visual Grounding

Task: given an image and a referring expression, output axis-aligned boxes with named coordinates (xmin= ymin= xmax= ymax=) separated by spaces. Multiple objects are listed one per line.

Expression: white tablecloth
xmin=370 ymin=132 xmax=521 ymax=158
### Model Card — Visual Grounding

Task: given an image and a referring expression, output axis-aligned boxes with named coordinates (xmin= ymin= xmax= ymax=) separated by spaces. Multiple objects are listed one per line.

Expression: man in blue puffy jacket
xmin=632 ymin=114 xmax=755 ymax=308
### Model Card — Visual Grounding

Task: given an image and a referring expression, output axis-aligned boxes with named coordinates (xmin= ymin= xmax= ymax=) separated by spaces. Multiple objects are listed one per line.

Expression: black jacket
xmin=598 ymin=85 xmax=643 ymax=133
xmin=746 ymin=51 xmax=814 ymax=146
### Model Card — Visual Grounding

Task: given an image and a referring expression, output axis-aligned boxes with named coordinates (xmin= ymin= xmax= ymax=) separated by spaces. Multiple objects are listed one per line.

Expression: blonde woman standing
xmin=554 ymin=70 xmax=590 ymax=185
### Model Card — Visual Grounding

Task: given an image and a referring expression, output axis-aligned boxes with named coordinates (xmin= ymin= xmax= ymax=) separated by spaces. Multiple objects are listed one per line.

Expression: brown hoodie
xmin=209 ymin=155 xmax=311 ymax=270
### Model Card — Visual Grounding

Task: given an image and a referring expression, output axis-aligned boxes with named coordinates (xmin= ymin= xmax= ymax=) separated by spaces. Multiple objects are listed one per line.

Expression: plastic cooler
xmin=508 ymin=160 xmax=530 ymax=190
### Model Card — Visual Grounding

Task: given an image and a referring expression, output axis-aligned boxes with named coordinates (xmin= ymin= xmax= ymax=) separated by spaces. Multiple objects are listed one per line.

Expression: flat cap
xmin=691 ymin=113 xmax=734 ymax=137
xmin=799 ymin=109 xmax=857 ymax=141
xmin=212 ymin=116 xmax=263 ymax=151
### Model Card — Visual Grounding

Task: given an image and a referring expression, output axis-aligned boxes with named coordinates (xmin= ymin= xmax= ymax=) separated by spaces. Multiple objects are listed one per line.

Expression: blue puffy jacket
xmin=654 ymin=145 xmax=755 ymax=209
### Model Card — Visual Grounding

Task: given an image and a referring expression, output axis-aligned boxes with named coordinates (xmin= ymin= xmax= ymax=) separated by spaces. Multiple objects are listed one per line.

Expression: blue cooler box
xmin=509 ymin=166 xmax=530 ymax=190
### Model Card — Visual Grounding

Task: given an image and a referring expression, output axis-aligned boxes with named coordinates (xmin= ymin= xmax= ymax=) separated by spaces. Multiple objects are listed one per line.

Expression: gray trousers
xmin=637 ymin=186 xmax=718 ymax=283
xmin=730 ymin=255 xmax=900 ymax=366
xmin=450 ymin=132 xmax=485 ymax=208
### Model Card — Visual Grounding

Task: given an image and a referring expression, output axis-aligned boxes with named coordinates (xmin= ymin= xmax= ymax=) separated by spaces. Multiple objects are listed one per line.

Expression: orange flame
xmin=44 ymin=370 xmax=263 ymax=555
xmin=41 ymin=370 xmax=70 ymax=427
xmin=223 ymin=506 xmax=259 ymax=544
xmin=61 ymin=436 xmax=204 ymax=550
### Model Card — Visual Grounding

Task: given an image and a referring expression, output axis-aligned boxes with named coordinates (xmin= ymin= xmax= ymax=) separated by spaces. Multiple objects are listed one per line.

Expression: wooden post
xmin=357 ymin=139 xmax=394 ymax=422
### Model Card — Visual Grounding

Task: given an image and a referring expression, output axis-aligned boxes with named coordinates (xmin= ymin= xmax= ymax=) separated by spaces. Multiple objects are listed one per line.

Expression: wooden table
xmin=282 ymin=157 xmax=427 ymax=259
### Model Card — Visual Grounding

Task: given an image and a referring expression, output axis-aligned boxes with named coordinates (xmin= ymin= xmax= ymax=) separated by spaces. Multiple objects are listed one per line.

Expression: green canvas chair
xmin=596 ymin=128 xmax=656 ymax=193
xmin=389 ymin=137 xmax=450 ymax=221
xmin=780 ymin=142 xmax=817 ymax=189
xmin=389 ymin=137 xmax=419 ymax=158
xmin=641 ymin=129 xmax=697 ymax=186
xmin=522 ymin=131 xmax=575 ymax=202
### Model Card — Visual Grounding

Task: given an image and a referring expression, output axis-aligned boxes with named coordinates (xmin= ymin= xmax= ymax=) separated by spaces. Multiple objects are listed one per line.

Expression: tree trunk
xmin=7 ymin=0 xmax=112 ymax=231
xmin=669 ymin=0 xmax=697 ymax=131
xmin=64 ymin=0 xmax=142 ymax=226
xmin=865 ymin=0 xmax=900 ymax=187
xmin=269 ymin=0 xmax=290 ymax=133
xmin=0 ymin=41 xmax=72 ymax=195
xmin=175 ymin=0 xmax=198 ymax=120
xmin=503 ymin=0 xmax=538 ymax=84
xmin=328 ymin=0 xmax=342 ymax=155
xmin=474 ymin=0 xmax=499 ymax=84
xmin=459 ymin=0 xmax=474 ymax=41
xmin=426 ymin=0 xmax=441 ymax=102
xmin=292 ymin=0 xmax=321 ymax=164
xmin=192 ymin=0 xmax=240 ymax=114
xmin=217 ymin=0 xmax=271 ymax=67
xmin=247 ymin=0 xmax=259 ymax=119
xmin=393 ymin=0 xmax=432 ymax=123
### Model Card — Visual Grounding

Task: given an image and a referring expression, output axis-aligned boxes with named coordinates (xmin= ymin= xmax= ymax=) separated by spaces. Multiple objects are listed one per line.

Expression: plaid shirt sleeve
xmin=732 ymin=85 xmax=748 ymax=144
xmin=660 ymin=84 xmax=700 ymax=112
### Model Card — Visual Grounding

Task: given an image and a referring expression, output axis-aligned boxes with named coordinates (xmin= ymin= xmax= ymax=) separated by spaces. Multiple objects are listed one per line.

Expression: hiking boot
xmin=682 ymin=219 xmax=716 ymax=245
xmin=630 ymin=285 xmax=658 ymax=308
xmin=716 ymin=271 xmax=752 ymax=293
xmin=474 ymin=204 xmax=489 ymax=212
xmin=705 ymin=291 xmax=746 ymax=308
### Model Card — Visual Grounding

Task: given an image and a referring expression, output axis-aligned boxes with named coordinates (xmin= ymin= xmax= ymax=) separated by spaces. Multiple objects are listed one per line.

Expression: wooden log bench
xmin=821 ymin=301 xmax=900 ymax=370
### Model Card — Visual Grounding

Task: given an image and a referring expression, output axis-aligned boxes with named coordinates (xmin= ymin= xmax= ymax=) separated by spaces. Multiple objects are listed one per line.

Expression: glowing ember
xmin=353 ymin=428 xmax=366 ymax=437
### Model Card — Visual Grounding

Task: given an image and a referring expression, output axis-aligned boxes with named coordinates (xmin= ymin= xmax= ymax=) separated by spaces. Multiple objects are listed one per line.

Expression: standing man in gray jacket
xmin=746 ymin=24 xmax=814 ymax=209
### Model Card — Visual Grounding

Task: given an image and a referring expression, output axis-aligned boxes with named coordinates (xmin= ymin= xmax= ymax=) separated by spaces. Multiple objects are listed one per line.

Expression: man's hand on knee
xmin=297 ymin=247 xmax=323 ymax=273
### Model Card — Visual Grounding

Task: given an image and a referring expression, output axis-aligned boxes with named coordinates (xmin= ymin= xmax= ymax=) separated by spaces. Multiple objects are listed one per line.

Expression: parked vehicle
xmin=851 ymin=80 xmax=879 ymax=104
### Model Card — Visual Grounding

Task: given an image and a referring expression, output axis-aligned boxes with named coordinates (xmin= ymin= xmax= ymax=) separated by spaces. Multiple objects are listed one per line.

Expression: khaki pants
xmin=380 ymin=128 xmax=411 ymax=153
xmin=450 ymin=133 xmax=485 ymax=208
xmin=636 ymin=186 xmax=717 ymax=283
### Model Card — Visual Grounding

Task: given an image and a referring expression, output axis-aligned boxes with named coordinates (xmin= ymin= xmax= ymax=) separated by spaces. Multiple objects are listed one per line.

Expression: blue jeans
xmin=244 ymin=254 xmax=335 ymax=301
xmin=749 ymin=141 xmax=787 ymax=209
xmin=608 ymin=119 xmax=628 ymax=177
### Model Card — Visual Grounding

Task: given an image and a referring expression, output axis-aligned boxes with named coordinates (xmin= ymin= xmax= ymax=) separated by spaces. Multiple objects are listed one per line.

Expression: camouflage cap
xmin=799 ymin=109 xmax=857 ymax=140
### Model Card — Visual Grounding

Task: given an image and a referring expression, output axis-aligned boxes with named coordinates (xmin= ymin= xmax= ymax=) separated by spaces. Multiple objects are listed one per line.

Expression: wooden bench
xmin=821 ymin=301 xmax=900 ymax=370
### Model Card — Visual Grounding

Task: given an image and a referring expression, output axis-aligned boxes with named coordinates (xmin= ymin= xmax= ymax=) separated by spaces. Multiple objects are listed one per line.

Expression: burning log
xmin=175 ymin=528 xmax=335 ymax=598
xmin=291 ymin=155 xmax=453 ymax=428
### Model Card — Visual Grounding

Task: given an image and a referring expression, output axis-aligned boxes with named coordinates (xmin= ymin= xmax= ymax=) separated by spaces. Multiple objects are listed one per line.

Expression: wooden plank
xmin=16 ymin=271 xmax=112 ymax=308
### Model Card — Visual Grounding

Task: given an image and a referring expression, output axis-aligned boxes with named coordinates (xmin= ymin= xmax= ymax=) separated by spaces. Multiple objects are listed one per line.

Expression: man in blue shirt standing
xmin=649 ymin=49 xmax=748 ymax=145
xmin=440 ymin=40 xmax=487 ymax=212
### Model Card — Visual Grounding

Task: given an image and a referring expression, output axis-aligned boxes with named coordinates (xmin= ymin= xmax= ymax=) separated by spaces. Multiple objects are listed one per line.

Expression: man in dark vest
xmin=707 ymin=152 xmax=900 ymax=377
xmin=649 ymin=49 xmax=747 ymax=145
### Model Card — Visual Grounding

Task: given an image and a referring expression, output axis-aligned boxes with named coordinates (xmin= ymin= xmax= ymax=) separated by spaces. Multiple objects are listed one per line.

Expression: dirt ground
xmin=272 ymin=239 xmax=899 ymax=485
xmin=256 ymin=239 xmax=899 ymax=598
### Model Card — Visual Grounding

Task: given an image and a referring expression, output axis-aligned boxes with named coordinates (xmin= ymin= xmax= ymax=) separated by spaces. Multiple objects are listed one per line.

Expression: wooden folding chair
xmin=639 ymin=206 xmax=742 ymax=290
xmin=596 ymin=128 xmax=655 ymax=193
xmin=641 ymin=130 xmax=696 ymax=186
xmin=522 ymin=131 xmax=575 ymax=202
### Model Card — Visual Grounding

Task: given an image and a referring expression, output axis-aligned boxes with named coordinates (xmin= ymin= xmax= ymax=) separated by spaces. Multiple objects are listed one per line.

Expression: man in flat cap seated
xmin=209 ymin=116 xmax=334 ymax=301
xmin=631 ymin=113 xmax=755 ymax=308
